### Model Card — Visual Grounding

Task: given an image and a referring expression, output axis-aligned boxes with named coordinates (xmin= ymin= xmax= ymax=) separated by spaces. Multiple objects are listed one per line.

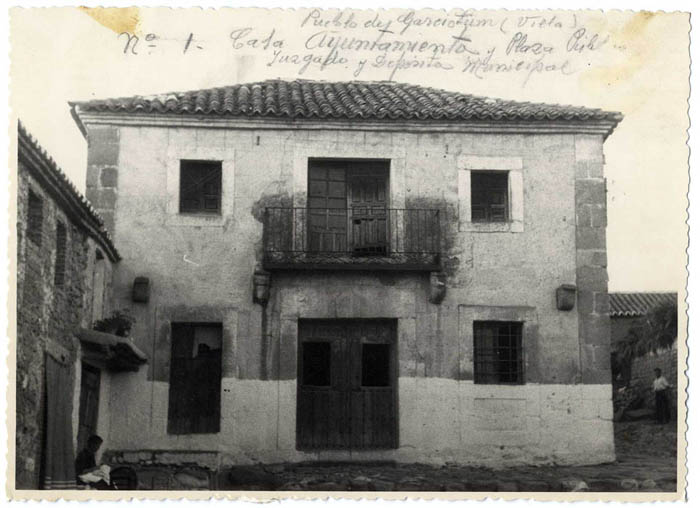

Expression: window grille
xmin=473 ymin=321 xmax=524 ymax=384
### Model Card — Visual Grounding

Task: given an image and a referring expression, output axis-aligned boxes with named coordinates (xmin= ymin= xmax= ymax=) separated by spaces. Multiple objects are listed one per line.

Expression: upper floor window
xmin=27 ymin=189 xmax=43 ymax=246
xmin=457 ymin=156 xmax=523 ymax=233
xmin=54 ymin=222 xmax=67 ymax=287
xmin=91 ymin=250 xmax=105 ymax=323
xmin=471 ymin=171 xmax=509 ymax=223
xmin=473 ymin=321 xmax=524 ymax=384
xmin=179 ymin=160 xmax=222 ymax=214
xmin=168 ymin=322 xmax=222 ymax=434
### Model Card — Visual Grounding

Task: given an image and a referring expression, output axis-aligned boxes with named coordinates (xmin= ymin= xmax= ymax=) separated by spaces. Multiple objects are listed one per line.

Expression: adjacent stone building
xmin=609 ymin=292 xmax=678 ymax=418
xmin=609 ymin=292 xmax=677 ymax=348
xmin=16 ymin=122 xmax=146 ymax=489
xmin=68 ymin=80 xmax=622 ymax=474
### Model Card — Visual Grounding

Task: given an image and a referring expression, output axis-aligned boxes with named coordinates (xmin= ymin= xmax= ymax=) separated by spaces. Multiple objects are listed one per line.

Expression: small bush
xmin=93 ymin=310 xmax=135 ymax=337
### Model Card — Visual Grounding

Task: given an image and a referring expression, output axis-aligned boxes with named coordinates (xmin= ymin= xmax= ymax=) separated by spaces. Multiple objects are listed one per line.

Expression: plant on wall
xmin=93 ymin=310 xmax=135 ymax=337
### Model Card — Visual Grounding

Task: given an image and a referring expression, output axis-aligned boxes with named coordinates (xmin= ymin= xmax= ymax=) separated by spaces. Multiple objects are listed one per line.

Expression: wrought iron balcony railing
xmin=263 ymin=207 xmax=441 ymax=271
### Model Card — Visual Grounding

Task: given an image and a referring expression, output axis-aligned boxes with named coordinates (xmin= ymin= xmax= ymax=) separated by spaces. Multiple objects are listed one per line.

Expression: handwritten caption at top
xmin=117 ymin=9 xmax=613 ymax=86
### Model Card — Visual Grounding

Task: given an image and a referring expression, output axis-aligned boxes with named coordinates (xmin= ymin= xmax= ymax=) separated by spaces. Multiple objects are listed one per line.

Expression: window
xmin=457 ymin=156 xmax=524 ymax=233
xmin=54 ymin=222 xmax=67 ymax=286
xmin=168 ymin=323 xmax=222 ymax=434
xmin=473 ymin=321 xmax=523 ymax=384
xmin=471 ymin=171 xmax=509 ymax=222
xmin=91 ymin=250 xmax=105 ymax=322
xmin=361 ymin=343 xmax=391 ymax=387
xmin=179 ymin=160 xmax=222 ymax=214
xmin=301 ymin=342 xmax=331 ymax=387
xmin=27 ymin=190 xmax=43 ymax=245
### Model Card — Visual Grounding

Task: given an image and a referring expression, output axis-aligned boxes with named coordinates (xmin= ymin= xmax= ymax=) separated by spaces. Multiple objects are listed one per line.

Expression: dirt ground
xmin=219 ymin=419 xmax=679 ymax=492
xmin=614 ymin=419 xmax=678 ymax=459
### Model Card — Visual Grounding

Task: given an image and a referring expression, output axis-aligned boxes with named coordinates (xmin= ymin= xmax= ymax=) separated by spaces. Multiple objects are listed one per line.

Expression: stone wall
xmin=614 ymin=344 xmax=678 ymax=418
xmin=85 ymin=125 xmax=120 ymax=234
xmin=574 ymin=135 xmax=612 ymax=385
xmin=16 ymin=162 xmax=116 ymax=489
xmin=17 ymin=166 xmax=79 ymax=488
xmin=83 ymin=124 xmax=614 ymax=466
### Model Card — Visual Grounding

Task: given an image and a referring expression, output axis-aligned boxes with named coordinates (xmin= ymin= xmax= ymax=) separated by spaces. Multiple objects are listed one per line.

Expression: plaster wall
xmin=108 ymin=370 xmax=613 ymax=467
xmin=84 ymin=123 xmax=612 ymax=465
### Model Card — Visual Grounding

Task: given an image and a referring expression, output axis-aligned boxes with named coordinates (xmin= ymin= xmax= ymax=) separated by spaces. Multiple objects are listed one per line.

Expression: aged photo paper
xmin=6 ymin=4 xmax=691 ymax=502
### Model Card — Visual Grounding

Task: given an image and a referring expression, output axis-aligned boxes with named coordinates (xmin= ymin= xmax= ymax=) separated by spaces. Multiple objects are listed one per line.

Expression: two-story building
xmin=68 ymin=79 xmax=622 ymax=473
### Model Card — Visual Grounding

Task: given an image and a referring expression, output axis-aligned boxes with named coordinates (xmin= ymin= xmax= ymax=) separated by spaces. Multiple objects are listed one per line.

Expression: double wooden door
xmin=307 ymin=160 xmax=389 ymax=255
xmin=296 ymin=319 xmax=397 ymax=450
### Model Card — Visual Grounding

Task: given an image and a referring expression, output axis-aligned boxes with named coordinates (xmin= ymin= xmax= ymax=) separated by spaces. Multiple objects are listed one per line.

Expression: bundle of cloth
xmin=78 ymin=464 xmax=112 ymax=487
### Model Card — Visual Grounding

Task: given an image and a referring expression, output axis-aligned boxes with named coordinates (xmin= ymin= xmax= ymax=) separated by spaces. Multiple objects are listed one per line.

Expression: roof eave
xmin=71 ymin=109 xmax=623 ymax=138
xmin=18 ymin=121 xmax=121 ymax=262
xmin=69 ymin=102 xmax=89 ymax=140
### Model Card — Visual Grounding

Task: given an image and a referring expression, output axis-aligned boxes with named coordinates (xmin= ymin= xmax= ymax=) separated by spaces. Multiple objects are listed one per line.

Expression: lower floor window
xmin=301 ymin=342 xmax=331 ymax=387
xmin=362 ymin=343 xmax=391 ymax=387
xmin=168 ymin=323 xmax=222 ymax=434
xmin=473 ymin=321 xmax=524 ymax=384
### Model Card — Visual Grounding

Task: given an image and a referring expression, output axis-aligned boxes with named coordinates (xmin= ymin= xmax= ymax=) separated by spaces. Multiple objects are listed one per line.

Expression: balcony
xmin=263 ymin=208 xmax=441 ymax=271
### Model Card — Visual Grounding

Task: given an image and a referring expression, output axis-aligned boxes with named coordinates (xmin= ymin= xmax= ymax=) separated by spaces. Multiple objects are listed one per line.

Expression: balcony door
xmin=308 ymin=159 xmax=388 ymax=255
xmin=296 ymin=319 xmax=398 ymax=450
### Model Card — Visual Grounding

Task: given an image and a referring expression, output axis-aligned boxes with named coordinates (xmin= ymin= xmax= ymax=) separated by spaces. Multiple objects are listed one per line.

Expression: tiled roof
xmin=18 ymin=121 xmax=120 ymax=262
xmin=609 ymin=292 xmax=677 ymax=317
xmin=71 ymin=79 xmax=622 ymax=124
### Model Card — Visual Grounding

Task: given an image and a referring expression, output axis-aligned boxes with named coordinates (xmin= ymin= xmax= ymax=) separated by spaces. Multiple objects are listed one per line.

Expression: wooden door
xmin=77 ymin=363 xmax=100 ymax=452
xmin=307 ymin=160 xmax=348 ymax=252
xmin=297 ymin=320 xmax=397 ymax=450
xmin=348 ymin=164 xmax=388 ymax=255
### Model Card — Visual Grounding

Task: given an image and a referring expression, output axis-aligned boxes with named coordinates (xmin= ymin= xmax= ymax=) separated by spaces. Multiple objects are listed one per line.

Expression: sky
xmin=8 ymin=6 xmax=690 ymax=293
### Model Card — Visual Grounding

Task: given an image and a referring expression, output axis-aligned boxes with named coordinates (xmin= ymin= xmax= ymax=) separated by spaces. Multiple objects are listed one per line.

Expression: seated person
xmin=75 ymin=434 xmax=115 ymax=489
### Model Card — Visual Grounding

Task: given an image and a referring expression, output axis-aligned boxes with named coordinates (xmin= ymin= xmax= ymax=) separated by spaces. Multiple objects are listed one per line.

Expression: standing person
xmin=652 ymin=368 xmax=672 ymax=424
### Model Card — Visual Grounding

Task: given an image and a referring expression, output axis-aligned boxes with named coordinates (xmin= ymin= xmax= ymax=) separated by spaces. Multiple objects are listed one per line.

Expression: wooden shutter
xmin=307 ymin=160 xmax=347 ymax=252
xmin=27 ymin=190 xmax=43 ymax=245
xmin=54 ymin=222 xmax=67 ymax=286
xmin=348 ymin=163 xmax=388 ymax=255
xmin=168 ymin=323 xmax=222 ymax=434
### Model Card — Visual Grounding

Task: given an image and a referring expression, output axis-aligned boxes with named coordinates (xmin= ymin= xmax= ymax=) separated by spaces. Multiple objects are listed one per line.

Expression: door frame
xmin=295 ymin=318 xmax=399 ymax=451
xmin=306 ymin=158 xmax=391 ymax=255
xmin=76 ymin=361 xmax=101 ymax=453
